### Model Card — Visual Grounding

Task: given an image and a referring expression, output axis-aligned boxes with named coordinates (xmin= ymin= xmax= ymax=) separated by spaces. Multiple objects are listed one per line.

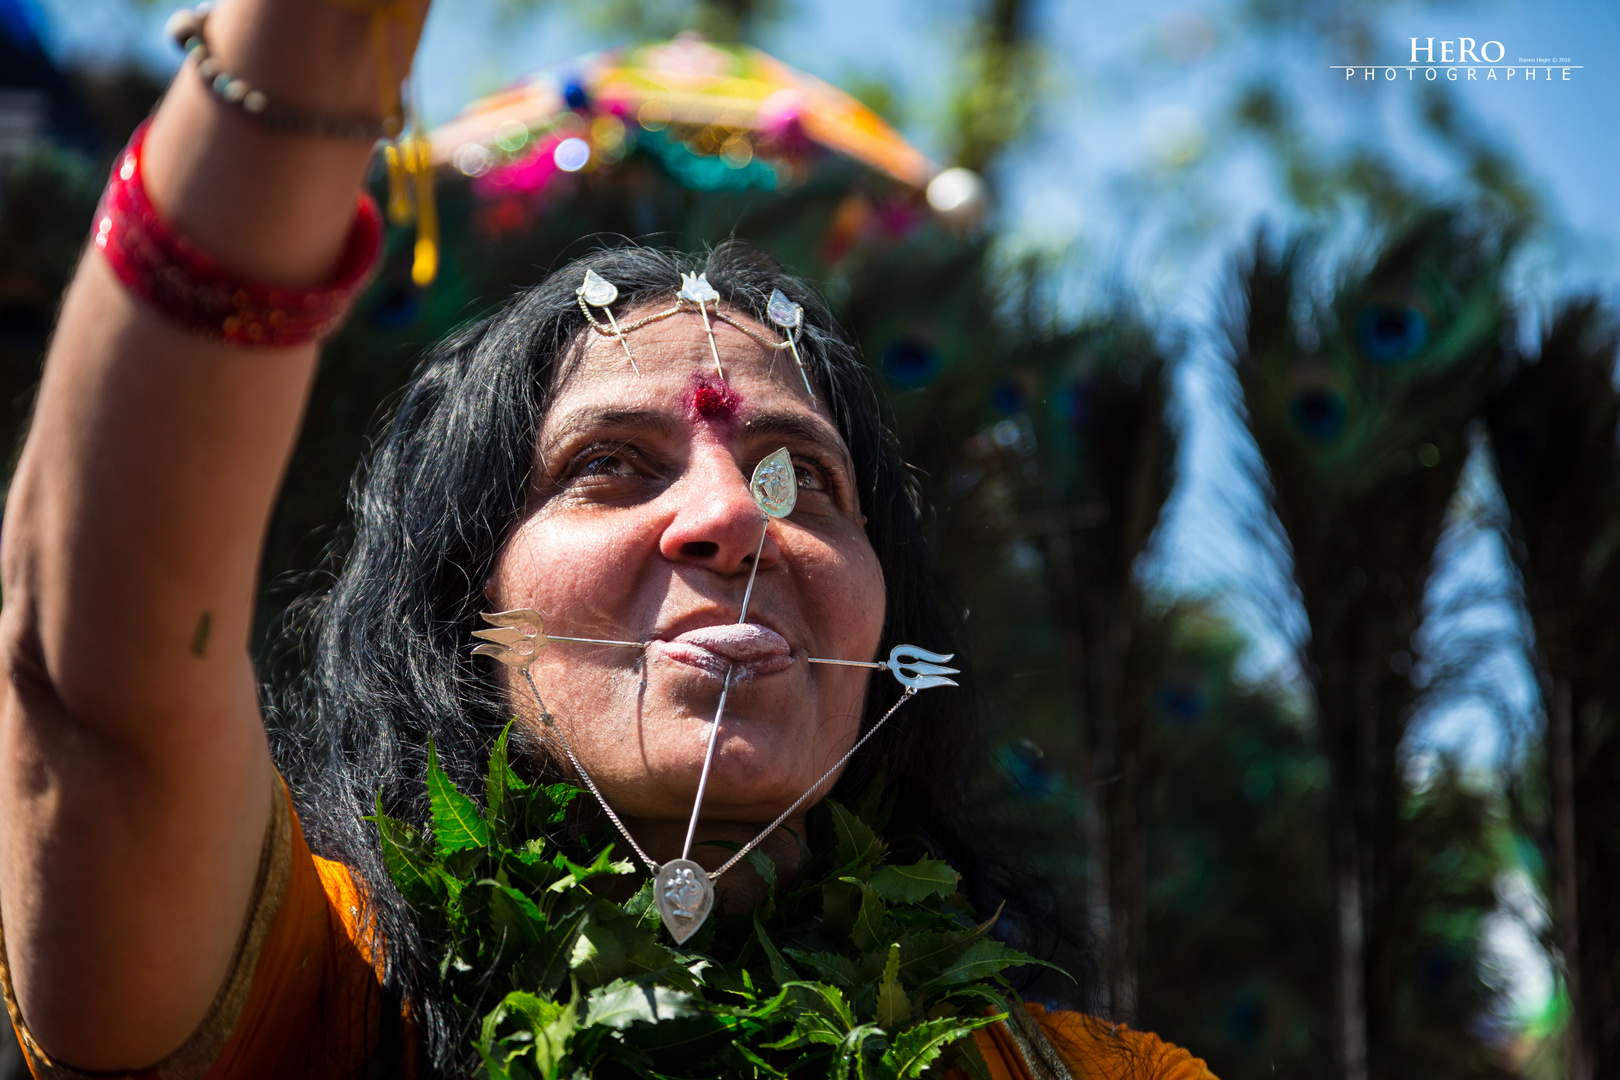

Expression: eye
xmin=557 ymin=441 xmax=649 ymax=485
xmin=581 ymin=451 xmax=634 ymax=476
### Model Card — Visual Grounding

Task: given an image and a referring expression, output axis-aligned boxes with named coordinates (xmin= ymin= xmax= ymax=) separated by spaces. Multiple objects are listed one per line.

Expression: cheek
xmin=799 ymin=531 xmax=886 ymax=648
xmin=491 ymin=513 xmax=651 ymax=617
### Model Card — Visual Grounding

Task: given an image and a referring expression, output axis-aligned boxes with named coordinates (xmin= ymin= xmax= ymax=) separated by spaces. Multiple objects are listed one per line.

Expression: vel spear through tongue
xmin=679 ymin=448 xmax=798 ymax=863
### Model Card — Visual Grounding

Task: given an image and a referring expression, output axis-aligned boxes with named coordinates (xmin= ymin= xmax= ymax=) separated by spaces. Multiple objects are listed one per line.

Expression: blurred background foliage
xmin=1 ymin=0 xmax=1615 ymax=1078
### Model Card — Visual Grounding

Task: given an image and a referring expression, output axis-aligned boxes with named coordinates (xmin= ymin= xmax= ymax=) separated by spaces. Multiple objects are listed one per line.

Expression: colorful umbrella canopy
xmin=428 ymin=33 xmax=937 ymax=191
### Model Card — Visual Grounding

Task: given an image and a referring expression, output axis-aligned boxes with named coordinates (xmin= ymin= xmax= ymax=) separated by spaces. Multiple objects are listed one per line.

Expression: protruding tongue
xmin=671 ymin=623 xmax=791 ymax=662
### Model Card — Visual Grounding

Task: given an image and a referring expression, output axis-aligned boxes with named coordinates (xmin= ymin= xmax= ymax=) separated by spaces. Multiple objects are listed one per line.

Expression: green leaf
xmin=897 ymin=916 xmax=996 ymax=982
xmin=427 ymin=741 xmax=490 ymax=854
xmin=874 ymin=943 xmax=909 ymax=1027
xmin=882 ymin=1015 xmax=998 ymax=1077
xmin=485 ymin=880 xmax=548 ymax=946
xmin=828 ymin=800 xmax=885 ymax=870
xmin=950 ymin=1030 xmax=997 ymax=1080
xmin=779 ymin=981 xmax=857 ymax=1030
xmin=538 ymin=783 xmax=577 ymax=826
xmin=569 ymin=905 xmax=688 ymax=989
xmin=918 ymin=939 xmax=1038 ymax=991
xmin=783 ymin=949 xmax=860 ymax=992
xmin=753 ymin=910 xmax=799 ymax=990
xmin=849 ymin=880 xmax=888 ymax=951
xmin=867 ymin=858 xmax=960 ymax=904
xmin=372 ymin=803 xmax=435 ymax=900
xmin=822 ymin=878 xmax=863 ymax=939
xmin=744 ymin=847 xmax=779 ymax=893
xmin=488 ymin=991 xmax=576 ymax=1080
xmin=733 ymin=1042 xmax=793 ymax=1079
xmin=583 ymin=978 xmax=701 ymax=1029
xmin=486 ymin=722 xmax=514 ymax=834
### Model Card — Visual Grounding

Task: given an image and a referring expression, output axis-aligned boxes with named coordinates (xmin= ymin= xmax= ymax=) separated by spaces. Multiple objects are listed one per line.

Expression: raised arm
xmin=0 ymin=0 xmax=427 ymax=1066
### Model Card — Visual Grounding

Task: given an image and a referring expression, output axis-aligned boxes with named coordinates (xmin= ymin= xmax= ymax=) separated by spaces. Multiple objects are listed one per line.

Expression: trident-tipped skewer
xmin=471 ymin=609 xmax=642 ymax=668
xmin=808 ymin=644 xmax=960 ymax=690
xmin=679 ymin=272 xmax=725 ymax=380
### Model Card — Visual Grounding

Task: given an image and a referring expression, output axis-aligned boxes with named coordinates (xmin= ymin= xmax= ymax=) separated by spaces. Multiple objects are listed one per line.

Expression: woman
xmin=0 ymin=0 xmax=1215 ymax=1077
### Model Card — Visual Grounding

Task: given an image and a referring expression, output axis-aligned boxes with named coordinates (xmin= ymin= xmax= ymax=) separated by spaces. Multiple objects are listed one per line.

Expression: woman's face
xmin=488 ymin=301 xmax=885 ymax=842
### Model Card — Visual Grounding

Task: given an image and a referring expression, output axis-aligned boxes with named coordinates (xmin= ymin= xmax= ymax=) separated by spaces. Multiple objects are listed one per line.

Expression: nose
xmin=658 ymin=445 xmax=782 ymax=575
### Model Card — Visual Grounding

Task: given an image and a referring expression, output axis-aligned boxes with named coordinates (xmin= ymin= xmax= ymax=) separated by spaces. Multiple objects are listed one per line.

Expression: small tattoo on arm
xmin=191 ymin=611 xmax=212 ymax=657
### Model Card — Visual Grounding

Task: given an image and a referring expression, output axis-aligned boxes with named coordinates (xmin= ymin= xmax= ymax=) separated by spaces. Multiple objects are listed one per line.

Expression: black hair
xmin=271 ymin=241 xmax=1072 ymax=1075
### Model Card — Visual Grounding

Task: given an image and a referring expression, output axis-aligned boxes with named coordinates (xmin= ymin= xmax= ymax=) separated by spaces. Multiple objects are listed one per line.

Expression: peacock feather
xmin=1486 ymin=298 xmax=1620 ymax=1078
xmin=1233 ymin=209 xmax=1518 ymax=1080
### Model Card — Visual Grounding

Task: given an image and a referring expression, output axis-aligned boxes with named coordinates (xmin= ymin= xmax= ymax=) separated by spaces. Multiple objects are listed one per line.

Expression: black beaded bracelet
xmin=165 ymin=4 xmax=402 ymax=141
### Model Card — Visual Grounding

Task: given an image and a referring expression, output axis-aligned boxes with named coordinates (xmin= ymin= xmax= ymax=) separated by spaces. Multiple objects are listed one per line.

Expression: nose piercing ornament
xmin=473 ymin=448 xmax=960 ymax=945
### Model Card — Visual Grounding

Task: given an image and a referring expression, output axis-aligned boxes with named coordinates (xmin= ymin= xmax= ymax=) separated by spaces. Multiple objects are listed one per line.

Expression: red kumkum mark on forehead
xmin=687 ymin=374 xmax=742 ymax=424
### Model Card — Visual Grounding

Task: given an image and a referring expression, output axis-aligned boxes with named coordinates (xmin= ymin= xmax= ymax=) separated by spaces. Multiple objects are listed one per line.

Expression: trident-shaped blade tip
xmin=471 ymin=610 xmax=546 ymax=670
xmin=472 ymin=642 xmax=538 ymax=668
xmin=481 ymin=609 xmax=546 ymax=633
xmin=885 ymin=644 xmax=960 ymax=690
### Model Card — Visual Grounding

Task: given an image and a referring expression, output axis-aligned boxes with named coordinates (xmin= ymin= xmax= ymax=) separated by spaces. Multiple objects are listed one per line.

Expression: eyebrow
xmin=539 ymin=407 xmax=682 ymax=451
xmin=537 ymin=404 xmax=855 ymax=482
xmin=742 ymin=412 xmax=855 ymax=469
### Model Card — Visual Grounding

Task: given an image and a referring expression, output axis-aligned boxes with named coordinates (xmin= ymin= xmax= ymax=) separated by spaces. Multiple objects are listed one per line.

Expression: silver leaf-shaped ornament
xmin=750 ymin=447 xmax=797 ymax=519
xmin=471 ymin=609 xmax=546 ymax=669
xmin=654 ymin=858 xmax=714 ymax=944
xmin=766 ymin=288 xmax=803 ymax=330
xmin=579 ymin=269 xmax=619 ymax=308
xmin=679 ymin=271 xmax=720 ymax=306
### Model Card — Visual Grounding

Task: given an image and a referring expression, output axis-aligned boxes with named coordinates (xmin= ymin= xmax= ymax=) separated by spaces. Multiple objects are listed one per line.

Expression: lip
xmin=649 ymin=621 xmax=796 ymax=681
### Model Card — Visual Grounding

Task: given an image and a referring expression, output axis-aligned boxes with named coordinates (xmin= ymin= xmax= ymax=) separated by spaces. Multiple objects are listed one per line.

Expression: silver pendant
xmin=578 ymin=269 xmax=620 ymax=308
xmin=766 ymin=287 xmax=803 ymax=330
xmin=654 ymin=858 xmax=714 ymax=944
xmin=750 ymin=447 xmax=797 ymax=518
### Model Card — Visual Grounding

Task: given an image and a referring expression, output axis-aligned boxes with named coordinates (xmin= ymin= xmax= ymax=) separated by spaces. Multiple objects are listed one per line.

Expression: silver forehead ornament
xmin=575 ymin=270 xmax=639 ymax=373
xmin=573 ymin=270 xmax=819 ymax=409
xmin=678 ymin=271 xmax=727 ymax=380
xmin=471 ymin=449 xmax=958 ymax=944
xmin=766 ymin=288 xmax=818 ymax=409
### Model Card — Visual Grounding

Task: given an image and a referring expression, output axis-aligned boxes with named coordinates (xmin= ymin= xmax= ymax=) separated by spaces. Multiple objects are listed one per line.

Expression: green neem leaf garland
xmin=373 ymin=725 xmax=1048 ymax=1079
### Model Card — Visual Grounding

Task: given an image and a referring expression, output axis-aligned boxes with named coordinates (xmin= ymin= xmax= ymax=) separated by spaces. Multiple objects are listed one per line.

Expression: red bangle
xmin=94 ymin=120 xmax=383 ymax=348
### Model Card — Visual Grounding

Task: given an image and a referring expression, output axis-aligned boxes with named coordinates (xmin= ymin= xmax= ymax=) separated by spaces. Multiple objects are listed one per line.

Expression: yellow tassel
xmin=409 ymin=134 xmax=439 ymax=286
xmin=329 ymin=1 xmax=438 ymax=284
xmin=384 ymin=141 xmax=414 ymax=225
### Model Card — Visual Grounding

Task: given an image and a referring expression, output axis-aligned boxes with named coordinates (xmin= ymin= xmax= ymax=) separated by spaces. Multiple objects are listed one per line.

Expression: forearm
xmin=0 ymin=0 xmax=427 ymax=1063
xmin=6 ymin=0 xmax=426 ymax=742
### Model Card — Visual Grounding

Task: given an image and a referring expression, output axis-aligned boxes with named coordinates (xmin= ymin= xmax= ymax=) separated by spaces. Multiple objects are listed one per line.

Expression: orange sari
xmin=1 ymin=785 xmax=1215 ymax=1080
